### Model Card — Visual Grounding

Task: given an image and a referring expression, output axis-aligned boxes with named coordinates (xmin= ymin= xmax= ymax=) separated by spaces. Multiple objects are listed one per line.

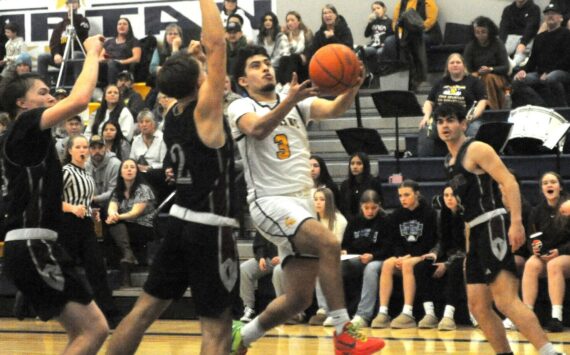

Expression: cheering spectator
xmin=307 ymin=4 xmax=354 ymax=62
xmin=522 ymin=172 xmax=570 ymax=333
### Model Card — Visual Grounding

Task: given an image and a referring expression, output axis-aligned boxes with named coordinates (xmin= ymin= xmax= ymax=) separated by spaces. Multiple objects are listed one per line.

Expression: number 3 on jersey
xmin=274 ymin=134 xmax=291 ymax=160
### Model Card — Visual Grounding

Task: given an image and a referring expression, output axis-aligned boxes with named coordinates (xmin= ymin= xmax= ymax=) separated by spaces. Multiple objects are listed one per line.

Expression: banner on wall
xmin=0 ymin=0 xmax=272 ymax=59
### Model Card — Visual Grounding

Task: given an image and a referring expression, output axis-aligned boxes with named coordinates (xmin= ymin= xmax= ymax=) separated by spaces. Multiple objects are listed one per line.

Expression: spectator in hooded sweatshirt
xmin=371 ymin=179 xmax=439 ymax=329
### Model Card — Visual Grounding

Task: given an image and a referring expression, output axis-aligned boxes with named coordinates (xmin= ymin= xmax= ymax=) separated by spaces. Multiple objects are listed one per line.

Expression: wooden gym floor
xmin=0 ymin=318 xmax=568 ymax=354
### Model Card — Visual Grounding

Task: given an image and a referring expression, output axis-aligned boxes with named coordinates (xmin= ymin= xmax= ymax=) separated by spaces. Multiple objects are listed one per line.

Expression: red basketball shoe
xmin=333 ymin=322 xmax=385 ymax=355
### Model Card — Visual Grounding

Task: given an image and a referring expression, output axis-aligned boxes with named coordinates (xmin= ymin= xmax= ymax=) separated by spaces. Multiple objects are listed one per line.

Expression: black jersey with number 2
xmin=163 ymin=101 xmax=236 ymax=218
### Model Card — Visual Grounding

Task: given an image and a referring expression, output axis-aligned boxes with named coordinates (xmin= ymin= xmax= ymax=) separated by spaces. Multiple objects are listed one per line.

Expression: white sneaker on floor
xmin=351 ymin=315 xmax=369 ymax=328
xmin=323 ymin=316 xmax=334 ymax=327
xmin=502 ymin=318 xmax=517 ymax=331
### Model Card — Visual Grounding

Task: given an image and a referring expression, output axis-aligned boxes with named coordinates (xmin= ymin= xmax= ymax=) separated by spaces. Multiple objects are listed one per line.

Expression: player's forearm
xmin=247 ymin=98 xmax=298 ymax=139
xmin=69 ymin=49 xmax=99 ymax=108
xmin=505 ymin=181 xmax=523 ymax=224
xmin=328 ymin=87 xmax=359 ymax=117
xmin=200 ymin=0 xmax=226 ymax=52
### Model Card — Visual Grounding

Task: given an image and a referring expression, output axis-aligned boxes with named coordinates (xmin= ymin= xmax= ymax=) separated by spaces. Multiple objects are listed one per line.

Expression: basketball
xmin=309 ymin=44 xmax=361 ymax=95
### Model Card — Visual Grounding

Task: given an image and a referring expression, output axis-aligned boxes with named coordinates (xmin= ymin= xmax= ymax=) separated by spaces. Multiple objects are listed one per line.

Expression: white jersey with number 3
xmin=228 ymin=94 xmax=316 ymax=201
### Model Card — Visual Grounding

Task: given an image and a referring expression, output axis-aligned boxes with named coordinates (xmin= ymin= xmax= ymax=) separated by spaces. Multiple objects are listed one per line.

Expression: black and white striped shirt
xmin=63 ymin=163 xmax=96 ymax=210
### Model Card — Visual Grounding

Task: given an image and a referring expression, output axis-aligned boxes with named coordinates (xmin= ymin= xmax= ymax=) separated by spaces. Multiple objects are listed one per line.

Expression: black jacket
xmin=389 ymin=199 xmax=438 ymax=257
xmin=342 ymin=211 xmax=392 ymax=261
xmin=499 ymin=0 xmax=541 ymax=46
xmin=528 ymin=200 xmax=570 ymax=255
xmin=307 ymin=15 xmax=354 ymax=61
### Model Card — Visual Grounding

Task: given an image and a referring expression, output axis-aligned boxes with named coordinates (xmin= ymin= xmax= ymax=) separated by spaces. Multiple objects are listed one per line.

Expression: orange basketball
xmin=309 ymin=44 xmax=361 ymax=95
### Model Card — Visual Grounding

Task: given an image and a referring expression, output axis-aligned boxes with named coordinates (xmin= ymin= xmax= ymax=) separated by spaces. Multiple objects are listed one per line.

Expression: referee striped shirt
xmin=63 ymin=163 xmax=96 ymax=210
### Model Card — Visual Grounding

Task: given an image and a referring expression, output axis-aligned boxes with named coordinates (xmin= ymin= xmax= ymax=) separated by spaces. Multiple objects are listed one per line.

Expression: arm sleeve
xmin=392 ymin=1 xmax=402 ymax=32
xmin=364 ymin=22 xmax=374 ymax=38
xmin=493 ymin=41 xmax=510 ymax=75
xmin=463 ymin=42 xmax=476 ymax=73
xmin=520 ymin=6 xmax=541 ymax=46
xmin=118 ymin=108 xmax=134 ymax=141
xmin=498 ymin=8 xmax=509 ymax=43
xmin=423 ymin=0 xmax=439 ymax=31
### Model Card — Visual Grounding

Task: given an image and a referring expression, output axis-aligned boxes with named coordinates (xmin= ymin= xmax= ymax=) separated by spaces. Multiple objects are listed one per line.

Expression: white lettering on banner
xmin=0 ymin=0 xmax=271 ymax=61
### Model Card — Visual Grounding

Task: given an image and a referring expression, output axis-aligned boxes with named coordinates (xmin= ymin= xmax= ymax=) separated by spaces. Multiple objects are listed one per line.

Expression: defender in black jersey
xmin=0 ymin=35 xmax=109 ymax=354
xmin=106 ymin=1 xmax=238 ymax=354
xmin=436 ymin=103 xmax=563 ymax=355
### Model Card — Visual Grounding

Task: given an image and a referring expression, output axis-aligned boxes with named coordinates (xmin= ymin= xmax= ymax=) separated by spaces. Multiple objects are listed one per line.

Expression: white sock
xmin=552 ymin=305 xmax=563 ymax=321
xmin=379 ymin=305 xmax=389 ymax=315
xmin=469 ymin=312 xmax=478 ymax=327
xmin=402 ymin=304 xmax=413 ymax=317
xmin=329 ymin=308 xmax=350 ymax=334
xmin=526 ymin=303 xmax=534 ymax=311
xmin=423 ymin=302 xmax=435 ymax=317
xmin=538 ymin=342 xmax=558 ymax=355
xmin=241 ymin=317 xmax=266 ymax=347
xmin=443 ymin=305 xmax=455 ymax=319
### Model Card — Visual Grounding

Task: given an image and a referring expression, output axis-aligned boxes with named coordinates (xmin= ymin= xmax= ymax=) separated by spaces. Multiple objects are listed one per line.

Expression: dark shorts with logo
xmin=465 ymin=214 xmax=517 ymax=284
xmin=143 ymin=217 xmax=240 ymax=318
xmin=3 ymin=238 xmax=93 ymax=321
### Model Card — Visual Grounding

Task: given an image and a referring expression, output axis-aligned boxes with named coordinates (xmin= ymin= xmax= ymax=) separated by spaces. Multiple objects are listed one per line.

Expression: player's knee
xmin=90 ymin=318 xmax=109 ymax=345
xmin=468 ymin=297 xmax=488 ymax=316
xmin=319 ymin=234 xmax=340 ymax=255
xmin=524 ymin=257 xmax=543 ymax=275
xmin=546 ymin=260 xmax=562 ymax=276
xmin=287 ymin=290 xmax=314 ymax=312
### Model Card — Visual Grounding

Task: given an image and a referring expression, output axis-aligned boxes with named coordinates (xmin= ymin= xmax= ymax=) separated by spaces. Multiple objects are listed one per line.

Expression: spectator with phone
xmin=521 ymin=171 xmax=570 ymax=333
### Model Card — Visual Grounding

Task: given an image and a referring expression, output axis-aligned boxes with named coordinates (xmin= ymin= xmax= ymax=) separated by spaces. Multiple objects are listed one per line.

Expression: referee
xmin=60 ymin=135 xmax=122 ymax=328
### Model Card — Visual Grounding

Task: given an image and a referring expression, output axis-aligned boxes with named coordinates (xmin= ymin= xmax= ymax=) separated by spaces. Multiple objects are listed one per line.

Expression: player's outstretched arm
xmin=310 ymin=63 xmax=364 ymax=120
xmin=194 ymin=0 xmax=226 ymax=148
xmin=238 ymin=72 xmax=318 ymax=140
xmin=469 ymin=141 xmax=525 ymax=251
xmin=40 ymin=35 xmax=104 ymax=130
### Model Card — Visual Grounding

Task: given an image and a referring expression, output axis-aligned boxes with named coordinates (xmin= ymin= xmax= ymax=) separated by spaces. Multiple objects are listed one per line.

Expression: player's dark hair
xmin=434 ymin=102 xmax=467 ymax=122
xmin=157 ymin=52 xmax=201 ymax=99
xmin=233 ymin=45 xmax=270 ymax=83
xmin=0 ymin=72 xmax=47 ymax=118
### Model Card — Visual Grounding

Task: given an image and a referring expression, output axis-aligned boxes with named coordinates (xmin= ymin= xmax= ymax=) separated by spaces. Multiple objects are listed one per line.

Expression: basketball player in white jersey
xmin=228 ymin=45 xmax=385 ymax=355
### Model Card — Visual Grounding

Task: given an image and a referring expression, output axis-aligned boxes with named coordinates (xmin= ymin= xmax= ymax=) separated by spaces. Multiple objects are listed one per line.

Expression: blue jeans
xmin=515 ymin=70 xmax=570 ymax=107
xmin=354 ymin=260 xmax=383 ymax=321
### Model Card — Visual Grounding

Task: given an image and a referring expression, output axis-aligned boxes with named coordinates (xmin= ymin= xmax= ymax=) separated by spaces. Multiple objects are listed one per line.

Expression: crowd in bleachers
xmin=0 ymin=0 xmax=568 ymax=335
